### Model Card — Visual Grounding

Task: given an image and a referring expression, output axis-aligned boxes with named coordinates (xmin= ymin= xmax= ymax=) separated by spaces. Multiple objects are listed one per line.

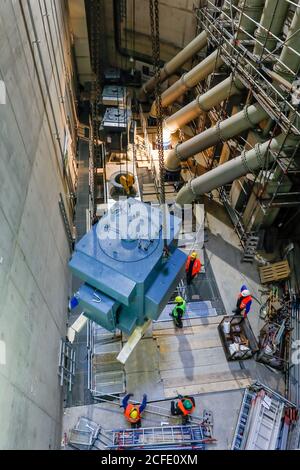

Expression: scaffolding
xmin=191 ymin=1 xmax=300 ymax=253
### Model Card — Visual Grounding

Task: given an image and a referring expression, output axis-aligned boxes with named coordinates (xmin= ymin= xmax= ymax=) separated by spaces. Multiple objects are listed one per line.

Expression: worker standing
xmin=170 ymin=296 xmax=186 ymax=328
xmin=122 ymin=393 xmax=147 ymax=428
xmin=232 ymin=285 xmax=253 ymax=318
xmin=171 ymin=395 xmax=196 ymax=425
xmin=185 ymin=252 xmax=201 ymax=286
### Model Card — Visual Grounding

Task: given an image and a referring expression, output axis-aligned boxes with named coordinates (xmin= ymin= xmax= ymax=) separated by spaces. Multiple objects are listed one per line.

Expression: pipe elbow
xmin=176 ymin=181 xmax=195 ymax=206
xmin=149 ymin=101 xmax=158 ymax=118
xmin=165 ymin=149 xmax=181 ymax=173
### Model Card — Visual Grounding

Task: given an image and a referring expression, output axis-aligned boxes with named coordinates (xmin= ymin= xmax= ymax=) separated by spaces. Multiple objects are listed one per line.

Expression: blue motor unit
xmin=69 ymin=198 xmax=186 ymax=335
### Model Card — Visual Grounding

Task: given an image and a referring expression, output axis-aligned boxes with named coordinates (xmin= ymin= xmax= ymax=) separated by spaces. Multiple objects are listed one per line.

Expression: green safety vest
xmin=172 ymin=301 xmax=186 ymax=318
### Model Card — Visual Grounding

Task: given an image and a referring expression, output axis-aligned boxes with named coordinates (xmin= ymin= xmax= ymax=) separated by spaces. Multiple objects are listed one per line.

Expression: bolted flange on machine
xmin=69 ymin=198 xmax=186 ymax=335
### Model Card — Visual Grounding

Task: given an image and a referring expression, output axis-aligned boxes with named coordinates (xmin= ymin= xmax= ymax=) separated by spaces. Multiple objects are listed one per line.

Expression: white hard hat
xmin=241 ymin=289 xmax=250 ymax=297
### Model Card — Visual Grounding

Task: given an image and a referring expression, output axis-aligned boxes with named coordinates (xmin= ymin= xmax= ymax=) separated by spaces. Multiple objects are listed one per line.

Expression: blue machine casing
xmin=69 ymin=199 xmax=186 ymax=335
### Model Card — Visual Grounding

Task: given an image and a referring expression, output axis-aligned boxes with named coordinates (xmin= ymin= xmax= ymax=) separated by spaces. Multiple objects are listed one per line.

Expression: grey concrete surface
xmin=0 ymin=0 xmax=77 ymax=449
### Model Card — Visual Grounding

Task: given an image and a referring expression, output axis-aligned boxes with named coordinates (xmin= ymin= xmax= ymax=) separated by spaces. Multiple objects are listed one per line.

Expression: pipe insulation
xmin=175 ymin=134 xmax=299 ymax=205
xmin=165 ymin=1 xmax=298 ymax=172
xmin=253 ymin=0 xmax=290 ymax=56
xmin=164 ymin=0 xmax=288 ymax=134
xmin=164 ymin=75 xmax=244 ymax=134
xmin=166 ymin=103 xmax=268 ymax=171
xmin=274 ymin=2 xmax=300 ymax=81
xmin=139 ymin=0 xmax=240 ymax=101
xmin=150 ymin=0 xmax=265 ymax=116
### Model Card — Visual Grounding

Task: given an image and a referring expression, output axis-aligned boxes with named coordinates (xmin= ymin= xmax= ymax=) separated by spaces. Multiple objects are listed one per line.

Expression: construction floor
xmin=62 ymin=182 xmax=286 ymax=450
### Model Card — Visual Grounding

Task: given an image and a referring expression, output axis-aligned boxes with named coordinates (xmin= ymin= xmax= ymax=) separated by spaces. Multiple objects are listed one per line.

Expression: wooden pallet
xmin=259 ymin=260 xmax=291 ymax=284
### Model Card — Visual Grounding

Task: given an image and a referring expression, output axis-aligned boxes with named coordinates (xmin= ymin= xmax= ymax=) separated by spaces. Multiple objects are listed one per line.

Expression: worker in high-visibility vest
xmin=232 ymin=285 xmax=253 ymax=318
xmin=171 ymin=395 xmax=196 ymax=424
xmin=185 ymin=252 xmax=202 ymax=285
xmin=122 ymin=393 xmax=147 ymax=428
xmin=170 ymin=296 xmax=186 ymax=328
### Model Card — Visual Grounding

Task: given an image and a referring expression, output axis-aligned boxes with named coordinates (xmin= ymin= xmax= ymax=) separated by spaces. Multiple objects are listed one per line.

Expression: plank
xmin=160 ymin=362 xmax=242 ymax=380
xmin=164 ymin=378 xmax=252 ymax=398
xmin=153 ymin=324 xmax=222 ymax=337
xmin=157 ymin=337 xmax=221 ymax=354
xmin=156 ymin=324 xmax=220 ymax=341
xmin=159 ymin=347 xmax=227 ymax=371
xmin=259 ymin=260 xmax=290 ymax=284
xmin=142 ymin=194 xmax=159 ymax=203
xmin=153 ymin=316 xmax=222 ymax=330
xmin=162 ymin=369 xmax=250 ymax=389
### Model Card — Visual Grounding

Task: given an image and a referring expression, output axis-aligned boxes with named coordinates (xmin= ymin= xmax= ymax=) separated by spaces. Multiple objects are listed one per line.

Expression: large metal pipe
xmin=164 ymin=75 xmax=244 ymax=133
xmin=139 ymin=0 xmax=239 ymax=101
xmin=176 ymin=134 xmax=298 ymax=205
xmin=164 ymin=0 xmax=287 ymax=134
xmin=149 ymin=0 xmax=264 ymax=117
xmin=165 ymin=0 xmax=294 ymax=171
xmin=166 ymin=103 xmax=268 ymax=171
xmin=253 ymin=0 xmax=289 ymax=56
xmin=274 ymin=2 xmax=300 ymax=81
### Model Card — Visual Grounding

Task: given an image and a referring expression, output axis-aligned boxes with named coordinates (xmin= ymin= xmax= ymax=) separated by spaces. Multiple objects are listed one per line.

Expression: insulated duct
xmin=139 ymin=0 xmax=239 ymax=102
xmin=150 ymin=0 xmax=265 ymax=117
xmin=164 ymin=0 xmax=287 ymax=134
xmin=274 ymin=2 xmax=300 ymax=81
xmin=166 ymin=103 xmax=268 ymax=171
xmin=175 ymin=4 xmax=300 ymax=206
xmin=164 ymin=74 xmax=244 ymax=134
xmin=175 ymin=134 xmax=298 ymax=205
xmin=253 ymin=0 xmax=289 ymax=56
xmin=165 ymin=1 xmax=297 ymax=171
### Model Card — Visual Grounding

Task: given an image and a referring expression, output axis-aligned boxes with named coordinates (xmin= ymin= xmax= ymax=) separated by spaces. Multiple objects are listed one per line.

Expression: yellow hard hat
xmin=130 ymin=409 xmax=138 ymax=419
xmin=175 ymin=296 xmax=184 ymax=304
xmin=191 ymin=252 xmax=197 ymax=259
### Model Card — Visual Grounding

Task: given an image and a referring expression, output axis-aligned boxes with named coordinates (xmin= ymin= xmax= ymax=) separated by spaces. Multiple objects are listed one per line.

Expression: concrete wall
xmin=0 ymin=0 xmax=78 ymax=449
xmin=102 ymin=0 xmax=198 ymax=70
xmin=68 ymin=0 xmax=93 ymax=84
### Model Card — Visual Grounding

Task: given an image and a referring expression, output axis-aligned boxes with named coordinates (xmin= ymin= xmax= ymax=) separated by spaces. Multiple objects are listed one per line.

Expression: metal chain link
xmin=149 ymin=0 xmax=165 ymax=206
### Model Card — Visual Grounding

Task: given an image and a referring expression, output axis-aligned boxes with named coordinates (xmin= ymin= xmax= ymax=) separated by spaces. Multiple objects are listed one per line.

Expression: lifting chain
xmin=149 ymin=0 xmax=166 ymax=207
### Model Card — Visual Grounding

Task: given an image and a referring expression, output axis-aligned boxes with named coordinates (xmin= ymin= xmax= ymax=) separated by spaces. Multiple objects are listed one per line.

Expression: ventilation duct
xmin=175 ymin=134 xmax=299 ymax=206
xmin=164 ymin=0 xmax=288 ymax=134
xmin=149 ymin=0 xmax=265 ymax=117
xmin=138 ymin=0 xmax=240 ymax=102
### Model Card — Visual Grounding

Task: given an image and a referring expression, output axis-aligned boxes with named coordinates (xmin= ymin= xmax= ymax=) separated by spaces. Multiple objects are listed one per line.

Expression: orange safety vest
xmin=238 ymin=294 xmax=252 ymax=311
xmin=124 ymin=404 xmax=142 ymax=424
xmin=177 ymin=398 xmax=195 ymax=416
xmin=185 ymin=257 xmax=201 ymax=277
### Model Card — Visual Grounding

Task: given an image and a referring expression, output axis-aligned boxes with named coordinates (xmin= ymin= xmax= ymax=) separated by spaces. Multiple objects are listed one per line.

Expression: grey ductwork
xmin=176 ymin=134 xmax=298 ymax=205
xmin=164 ymin=0 xmax=287 ymax=134
xmin=139 ymin=0 xmax=239 ymax=102
xmin=274 ymin=3 xmax=300 ymax=81
xmin=165 ymin=0 xmax=294 ymax=172
xmin=166 ymin=103 xmax=268 ymax=171
xmin=150 ymin=0 xmax=265 ymax=117
xmin=253 ymin=0 xmax=289 ymax=56
xmin=164 ymin=75 xmax=244 ymax=134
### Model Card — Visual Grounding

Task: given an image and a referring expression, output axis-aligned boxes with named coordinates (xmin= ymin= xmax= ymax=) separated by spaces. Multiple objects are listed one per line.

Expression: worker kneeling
xmin=171 ymin=395 xmax=196 ymax=425
xmin=170 ymin=296 xmax=186 ymax=328
xmin=232 ymin=285 xmax=252 ymax=318
xmin=122 ymin=393 xmax=147 ymax=428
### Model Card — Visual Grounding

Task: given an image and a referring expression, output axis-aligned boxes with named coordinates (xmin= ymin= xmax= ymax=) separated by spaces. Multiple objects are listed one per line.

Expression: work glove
xmin=143 ymin=394 xmax=147 ymax=401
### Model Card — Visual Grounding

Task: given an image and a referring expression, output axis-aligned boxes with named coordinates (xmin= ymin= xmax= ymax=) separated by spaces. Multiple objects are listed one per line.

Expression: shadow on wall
xmin=177 ymin=333 xmax=195 ymax=382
